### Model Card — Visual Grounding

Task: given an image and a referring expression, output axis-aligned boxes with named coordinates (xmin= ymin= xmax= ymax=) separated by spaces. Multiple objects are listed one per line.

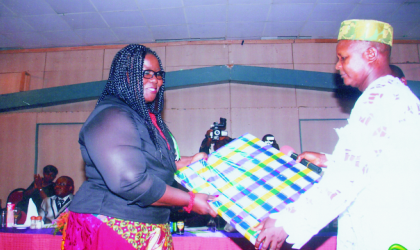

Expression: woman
xmin=66 ymin=44 xmax=216 ymax=250
xmin=17 ymin=164 xmax=58 ymax=212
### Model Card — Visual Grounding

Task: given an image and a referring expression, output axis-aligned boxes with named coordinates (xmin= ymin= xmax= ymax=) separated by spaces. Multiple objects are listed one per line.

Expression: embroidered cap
xmin=338 ymin=19 xmax=393 ymax=46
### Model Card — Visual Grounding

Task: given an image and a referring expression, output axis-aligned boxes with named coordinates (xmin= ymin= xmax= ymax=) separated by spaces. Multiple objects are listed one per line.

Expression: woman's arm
xmin=152 ymin=185 xmax=217 ymax=217
xmin=23 ymin=175 xmax=42 ymax=197
xmin=38 ymin=188 xmax=48 ymax=200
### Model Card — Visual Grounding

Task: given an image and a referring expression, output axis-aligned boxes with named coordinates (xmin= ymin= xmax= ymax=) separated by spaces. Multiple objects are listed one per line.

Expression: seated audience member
xmin=262 ymin=134 xmax=280 ymax=150
xmin=40 ymin=176 xmax=74 ymax=224
xmin=390 ymin=64 xmax=407 ymax=85
xmin=17 ymin=165 xmax=58 ymax=212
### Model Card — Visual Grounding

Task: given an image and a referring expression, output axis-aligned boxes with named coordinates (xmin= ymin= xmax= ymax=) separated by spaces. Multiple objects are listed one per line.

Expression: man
xmin=254 ymin=20 xmax=420 ymax=250
xmin=390 ymin=64 xmax=407 ymax=85
xmin=39 ymin=176 xmax=74 ymax=224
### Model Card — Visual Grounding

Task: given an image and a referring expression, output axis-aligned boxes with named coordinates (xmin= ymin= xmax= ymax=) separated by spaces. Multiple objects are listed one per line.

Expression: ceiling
xmin=1 ymin=0 xmax=420 ymax=50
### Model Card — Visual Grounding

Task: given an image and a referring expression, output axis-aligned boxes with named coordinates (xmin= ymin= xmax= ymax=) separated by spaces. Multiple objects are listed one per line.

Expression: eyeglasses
xmin=143 ymin=70 xmax=165 ymax=80
xmin=56 ymin=182 xmax=69 ymax=187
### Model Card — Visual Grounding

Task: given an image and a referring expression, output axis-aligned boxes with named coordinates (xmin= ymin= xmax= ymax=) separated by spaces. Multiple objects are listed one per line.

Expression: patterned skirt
xmin=64 ymin=211 xmax=174 ymax=250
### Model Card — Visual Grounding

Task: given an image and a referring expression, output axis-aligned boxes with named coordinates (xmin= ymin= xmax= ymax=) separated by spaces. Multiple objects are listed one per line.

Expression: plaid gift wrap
xmin=175 ymin=133 xmax=322 ymax=244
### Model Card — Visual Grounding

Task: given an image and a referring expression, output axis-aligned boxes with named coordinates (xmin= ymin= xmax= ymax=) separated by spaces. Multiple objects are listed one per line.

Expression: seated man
xmin=39 ymin=176 xmax=74 ymax=224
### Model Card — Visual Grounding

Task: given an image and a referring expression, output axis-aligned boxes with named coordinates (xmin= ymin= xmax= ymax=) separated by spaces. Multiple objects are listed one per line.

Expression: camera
xmin=199 ymin=117 xmax=233 ymax=154
xmin=209 ymin=118 xmax=228 ymax=141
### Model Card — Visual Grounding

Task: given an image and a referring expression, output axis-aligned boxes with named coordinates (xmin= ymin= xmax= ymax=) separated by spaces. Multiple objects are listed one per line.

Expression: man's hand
xmin=191 ymin=152 xmax=207 ymax=163
xmin=297 ymin=151 xmax=327 ymax=167
xmin=175 ymin=152 xmax=208 ymax=170
xmin=253 ymin=217 xmax=288 ymax=250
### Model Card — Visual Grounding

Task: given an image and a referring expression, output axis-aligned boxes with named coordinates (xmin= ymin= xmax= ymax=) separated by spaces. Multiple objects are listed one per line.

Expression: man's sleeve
xmin=39 ymin=198 xmax=48 ymax=221
xmin=269 ymin=157 xmax=368 ymax=248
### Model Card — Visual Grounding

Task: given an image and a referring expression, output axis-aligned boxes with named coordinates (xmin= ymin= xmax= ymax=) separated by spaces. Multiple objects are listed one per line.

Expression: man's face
xmin=335 ymin=40 xmax=370 ymax=91
xmin=54 ymin=177 xmax=73 ymax=198
xmin=264 ymin=136 xmax=275 ymax=145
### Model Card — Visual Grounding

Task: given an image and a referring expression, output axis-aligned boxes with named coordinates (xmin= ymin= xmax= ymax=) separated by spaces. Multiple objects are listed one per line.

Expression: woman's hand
xmin=297 ymin=151 xmax=327 ymax=167
xmin=192 ymin=193 xmax=217 ymax=217
xmin=175 ymin=152 xmax=208 ymax=170
xmin=33 ymin=174 xmax=42 ymax=189
xmin=253 ymin=217 xmax=288 ymax=250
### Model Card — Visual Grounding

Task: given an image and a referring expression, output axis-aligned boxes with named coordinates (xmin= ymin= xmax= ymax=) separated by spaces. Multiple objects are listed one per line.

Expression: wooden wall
xmin=1 ymin=40 xmax=419 ymax=206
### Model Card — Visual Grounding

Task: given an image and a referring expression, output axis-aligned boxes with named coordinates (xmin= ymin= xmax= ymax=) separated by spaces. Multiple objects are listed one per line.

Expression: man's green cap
xmin=338 ymin=19 xmax=393 ymax=46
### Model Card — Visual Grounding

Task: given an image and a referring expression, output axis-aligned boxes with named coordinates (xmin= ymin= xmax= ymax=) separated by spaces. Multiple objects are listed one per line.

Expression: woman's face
xmin=142 ymin=54 xmax=164 ymax=103
xmin=43 ymin=171 xmax=56 ymax=183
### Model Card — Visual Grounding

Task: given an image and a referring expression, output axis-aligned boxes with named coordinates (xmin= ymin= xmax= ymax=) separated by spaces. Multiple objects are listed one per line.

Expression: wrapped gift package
xmin=175 ymin=133 xmax=322 ymax=244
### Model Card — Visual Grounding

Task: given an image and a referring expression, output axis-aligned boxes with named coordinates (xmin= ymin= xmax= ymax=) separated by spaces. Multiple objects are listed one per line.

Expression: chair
xmin=6 ymin=188 xmax=27 ymax=224
xmin=6 ymin=188 xmax=25 ymax=205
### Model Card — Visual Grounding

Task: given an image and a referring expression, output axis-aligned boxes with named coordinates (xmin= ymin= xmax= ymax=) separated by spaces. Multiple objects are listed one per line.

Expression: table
xmin=0 ymin=227 xmax=336 ymax=250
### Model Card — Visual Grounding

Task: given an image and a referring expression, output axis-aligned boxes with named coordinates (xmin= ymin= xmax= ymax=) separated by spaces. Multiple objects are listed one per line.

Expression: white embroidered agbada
xmin=270 ymin=75 xmax=420 ymax=250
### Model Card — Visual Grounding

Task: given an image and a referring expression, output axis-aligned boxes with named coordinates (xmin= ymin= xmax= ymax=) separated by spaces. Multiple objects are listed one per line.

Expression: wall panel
xmin=300 ymin=119 xmax=348 ymax=154
xmin=164 ymin=83 xmax=231 ymax=109
xmin=0 ymin=113 xmax=37 ymax=204
xmin=0 ymin=72 xmax=28 ymax=95
xmin=40 ymin=100 xmax=97 ymax=113
xmin=36 ymin=123 xmax=85 ymax=194
xmin=296 ymin=89 xmax=340 ymax=108
xmin=230 ymin=83 xmax=296 ymax=108
xmin=294 ymin=63 xmax=337 ymax=73
xmin=230 ymin=107 xmax=300 ymax=153
xmin=229 ymin=44 xmax=293 ymax=65
xmin=396 ymin=63 xmax=420 ymax=81
xmin=45 ymin=50 xmax=104 ymax=72
xmin=43 ymin=70 xmax=103 ymax=88
xmin=28 ymin=71 xmax=45 ymax=91
xmin=293 ymin=43 xmax=337 ymax=64
xmin=166 ymin=44 xmax=228 ymax=67
xmin=0 ymin=53 xmax=46 ymax=73
xmin=390 ymin=44 xmax=419 ymax=64
xmin=163 ymin=108 xmax=231 ymax=156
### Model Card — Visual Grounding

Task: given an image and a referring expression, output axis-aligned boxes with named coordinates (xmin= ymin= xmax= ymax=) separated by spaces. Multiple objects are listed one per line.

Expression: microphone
xmin=279 ymin=145 xmax=296 ymax=156
xmin=289 ymin=152 xmax=323 ymax=175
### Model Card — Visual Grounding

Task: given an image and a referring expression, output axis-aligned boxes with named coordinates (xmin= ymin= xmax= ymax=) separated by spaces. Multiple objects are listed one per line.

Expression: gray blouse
xmin=70 ymin=96 xmax=177 ymax=224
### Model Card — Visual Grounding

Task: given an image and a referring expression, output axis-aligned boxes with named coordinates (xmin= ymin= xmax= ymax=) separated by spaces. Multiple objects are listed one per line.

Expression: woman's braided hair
xmin=97 ymin=44 xmax=169 ymax=149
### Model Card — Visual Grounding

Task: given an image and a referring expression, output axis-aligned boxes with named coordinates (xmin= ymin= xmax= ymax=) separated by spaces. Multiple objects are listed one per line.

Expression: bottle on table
xmin=1 ymin=210 xmax=6 ymax=228
xmin=13 ymin=209 xmax=19 ymax=225
xmin=207 ymin=218 xmax=216 ymax=232
xmin=176 ymin=220 xmax=184 ymax=235
xmin=6 ymin=202 xmax=15 ymax=228
xmin=171 ymin=207 xmax=186 ymax=235
xmin=30 ymin=216 xmax=37 ymax=229
xmin=35 ymin=216 xmax=42 ymax=229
